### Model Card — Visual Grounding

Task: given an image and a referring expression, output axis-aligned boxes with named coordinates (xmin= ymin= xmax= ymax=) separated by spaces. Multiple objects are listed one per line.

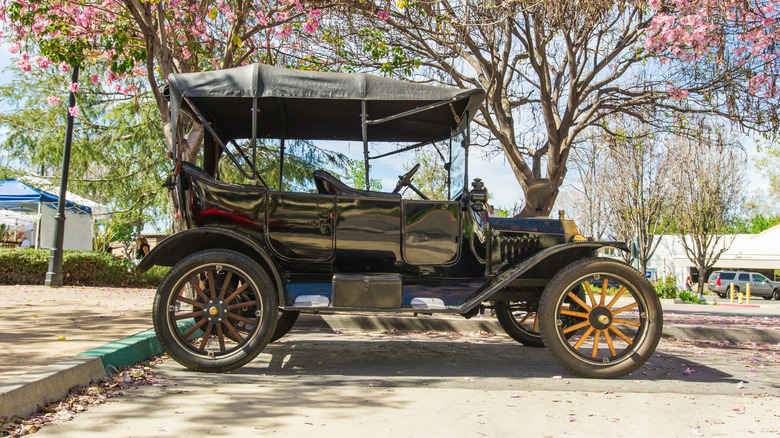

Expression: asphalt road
xmin=30 ymin=329 xmax=780 ymax=437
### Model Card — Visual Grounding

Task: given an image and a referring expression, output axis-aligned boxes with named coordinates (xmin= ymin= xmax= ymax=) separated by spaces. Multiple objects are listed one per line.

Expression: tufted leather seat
xmin=313 ymin=170 xmax=400 ymax=199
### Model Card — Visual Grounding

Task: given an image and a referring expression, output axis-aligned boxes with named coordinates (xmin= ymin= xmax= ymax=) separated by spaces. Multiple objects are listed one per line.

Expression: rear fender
xmin=458 ymin=241 xmax=628 ymax=312
xmin=137 ymin=227 xmax=283 ymax=303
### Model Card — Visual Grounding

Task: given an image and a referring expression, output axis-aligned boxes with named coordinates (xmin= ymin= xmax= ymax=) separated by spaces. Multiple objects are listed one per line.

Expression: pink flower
xmin=68 ymin=82 xmax=79 ymax=93
xmin=58 ymin=62 xmax=70 ymax=73
xmin=737 ymin=381 xmax=745 ymax=389
xmin=377 ymin=10 xmax=389 ymax=20
xmin=303 ymin=20 xmax=318 ymax=33
xmin=35 ymin=56 xmax=52 ymax=69
xmin=308 ymin=8 xmax=321 ymax=19
xmin=90 ymin=75 xmax=99 ymax=85
xmin=68 ymin=106 xmax=80 ymax=117
xmin=15 ymin=53 xmax=31 ymax=72
xmin=47 ymin=96 xmax=62 ymax=106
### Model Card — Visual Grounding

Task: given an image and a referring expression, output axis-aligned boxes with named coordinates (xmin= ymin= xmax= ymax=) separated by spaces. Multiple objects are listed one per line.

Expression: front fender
xmin=137 ymin=227 xmax=283 ymax=301
xmin=458 ymin=241 xmax=628 ymax=312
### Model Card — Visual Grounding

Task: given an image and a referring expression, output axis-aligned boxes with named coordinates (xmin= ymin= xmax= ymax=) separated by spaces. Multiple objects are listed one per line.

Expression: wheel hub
xmin=204 ymin=299 xmax=228 ymax=323
xmin=589 ymin=306 xmax=612 ymax=330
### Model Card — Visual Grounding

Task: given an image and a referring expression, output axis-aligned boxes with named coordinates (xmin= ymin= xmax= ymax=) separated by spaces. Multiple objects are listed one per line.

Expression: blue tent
xmin=0 ymin=179 xmax=92 ymax=214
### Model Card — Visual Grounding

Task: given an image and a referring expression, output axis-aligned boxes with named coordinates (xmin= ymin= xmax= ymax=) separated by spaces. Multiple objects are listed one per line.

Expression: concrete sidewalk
xmin=1 ymin=285 xmax=779 ymax=419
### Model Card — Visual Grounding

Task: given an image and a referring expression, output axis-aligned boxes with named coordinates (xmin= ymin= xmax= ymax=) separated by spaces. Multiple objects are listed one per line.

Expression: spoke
xmin=612 ymin=318 xmax=641 ymax=327
xmin=606 ymin=287 xmax=627 ymax=310
xmin=182 ymin=318 xmax=207 ymax=339
xmin=216 ymin=323 xmax=226 ymax=352
xmin=188 ymin=279 xmax=210 ymax=303
xmin=600 ymin=279 xmax=607 ymax=306
xmin=227 ymin=312 xmax=254 ymax=325
xmin=563 ymin=319 xmax=591 ymax=334
xmin=592 ymin=330 xmax=601 ymax=358
xmin=560 ymin=309 xmax=589 ymax=319
xmin=567 ymin=291 xmax=592 ymax=312
xmin=603 ymin=329 xmax=617 ymax=356
xmin=175 ymin=310 xmax=204 ymax=320
xmin=573 ymin=326 xmax=595 ymax=350
xmin=225 ymin=282 xmax=250 ymax=304
xmin=532 ymin=313 xmax=538 ymax=332
xmin=612 ymin=302 xmax=639 ymax=315
xmin=583 ymin=281 xmax=597 ymax=308
xmin=228 ymin=300 xmax=258 ymax=310
xmin=218 ymin=271 xmax=233 ymax=300
xmin=199 ymin=323 xmax=214 ymax=350
xmin=609 ymin=325 xmax=634 ymax=345
xmin=517 ymin=311 xmax=532 ymax=325
xmin=207 ymin=270 xmax=217 ymax=299
xmin=175 ymin=295 xmax=204 ymax=308
xmin=223 ymin=319 xmax=243 ymax=342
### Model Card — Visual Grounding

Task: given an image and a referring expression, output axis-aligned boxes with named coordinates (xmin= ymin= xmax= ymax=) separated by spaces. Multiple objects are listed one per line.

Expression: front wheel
xmin=538 ymin=258 xmax=662 ymax=379
xmin=152 ymin=249 xmax=278 ymax=372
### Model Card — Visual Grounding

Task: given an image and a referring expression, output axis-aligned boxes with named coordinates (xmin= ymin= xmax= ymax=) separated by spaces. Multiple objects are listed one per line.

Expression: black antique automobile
xmin=139 ymin=64 xmax=662 ymax=379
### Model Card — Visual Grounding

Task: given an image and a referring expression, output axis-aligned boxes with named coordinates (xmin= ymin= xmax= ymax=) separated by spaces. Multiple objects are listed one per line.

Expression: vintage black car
xmin=139 ymin=64 xmax=662 ymax=379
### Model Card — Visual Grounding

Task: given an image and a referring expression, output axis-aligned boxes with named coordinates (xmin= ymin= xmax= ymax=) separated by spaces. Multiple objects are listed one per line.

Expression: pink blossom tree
xmin=1 ymin=0 xmax=333 ymax=162
xmin=645 ymin=0 xmax=780 ymax=104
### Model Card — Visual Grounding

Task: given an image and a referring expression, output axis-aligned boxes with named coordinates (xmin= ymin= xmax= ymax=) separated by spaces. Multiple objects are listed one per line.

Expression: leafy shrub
xmin=0 ymin=248 xmax=168 ymax=287
xmin=678 ymin=289 xmax=706 ymax=304
xmin=653 ymin=275 xmax=678 ymax=299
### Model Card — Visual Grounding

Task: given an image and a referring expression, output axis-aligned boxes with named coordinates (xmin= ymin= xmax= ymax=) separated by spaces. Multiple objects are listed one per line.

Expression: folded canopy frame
xmin=167 ymin=64 xmax=485 ymax=190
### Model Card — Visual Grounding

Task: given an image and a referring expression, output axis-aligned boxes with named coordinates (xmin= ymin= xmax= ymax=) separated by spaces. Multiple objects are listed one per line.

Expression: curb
xmin=293 ymin=314 xmax=780 ymax=344
xmin=2 ymin=314 xmax=779 ymax=420
xmin=0 ymin=329 xmax=163 ymax=419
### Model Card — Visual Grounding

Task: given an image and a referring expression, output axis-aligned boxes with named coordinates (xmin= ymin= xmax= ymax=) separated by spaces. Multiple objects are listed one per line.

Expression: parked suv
xmin=708 ymin=270 xmax=780 ymax=300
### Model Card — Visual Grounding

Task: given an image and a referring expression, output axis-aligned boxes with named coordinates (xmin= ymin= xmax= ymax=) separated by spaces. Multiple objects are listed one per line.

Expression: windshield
xmin=450 ymin=130 xmax=466 ymax=200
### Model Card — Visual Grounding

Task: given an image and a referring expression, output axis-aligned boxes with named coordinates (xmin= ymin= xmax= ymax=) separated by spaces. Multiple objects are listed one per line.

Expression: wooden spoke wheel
xmin=153 ymin=250 xmax=277 ymax=372
xmin=539 ymin=258 xmax=662 ymax=379
xmin=495 ymin=301 xmax=544 ymax=347
xmin=270 ymin=310 xmax=300 ymax=342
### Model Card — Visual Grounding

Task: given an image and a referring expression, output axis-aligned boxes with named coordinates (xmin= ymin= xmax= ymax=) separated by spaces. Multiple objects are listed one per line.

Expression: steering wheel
xmin=392 ymin=163 xmax=421 ymax=193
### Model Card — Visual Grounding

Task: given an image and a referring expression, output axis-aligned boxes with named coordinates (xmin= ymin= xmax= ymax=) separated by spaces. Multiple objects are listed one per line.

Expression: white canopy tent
xmin=0 ymin=179 xmax=107 ymax=250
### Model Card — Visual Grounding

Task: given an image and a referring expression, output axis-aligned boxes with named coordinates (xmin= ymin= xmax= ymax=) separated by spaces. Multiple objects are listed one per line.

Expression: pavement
xmin=1 ymin=285 xmax=779 ymax=420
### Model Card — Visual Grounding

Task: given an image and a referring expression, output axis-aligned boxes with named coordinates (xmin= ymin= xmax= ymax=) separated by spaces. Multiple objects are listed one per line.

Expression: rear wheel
xmin=153 ymin=249 xmax=277 ymax=372
xmin=539 ymin=258 xmax=662 ymax=379
xmin=271 ymin=310 xmax=300 ymax=342
xmin=774 ymin=289 xmax=780 ymax=301
xmin=495 ymin=301 xmax=544 ymax=348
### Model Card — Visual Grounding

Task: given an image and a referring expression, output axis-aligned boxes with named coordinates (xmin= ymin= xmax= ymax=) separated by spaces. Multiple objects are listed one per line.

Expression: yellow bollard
xmin=730 ymin=283 xmax=734 ymax=303
xmin=746 ymin=283 xmax=751 ymax=304
xmin=738 ymin=292 xmax=743 ymax=304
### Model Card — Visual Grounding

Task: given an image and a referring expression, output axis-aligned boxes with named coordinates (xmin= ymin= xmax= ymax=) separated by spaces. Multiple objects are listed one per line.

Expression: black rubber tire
xmin=774 ymin=289 xmax=780 ymax=301
xmin=270 ymin=310 xmax=300 ymax=342
xmin=153 ymin=249 xmax=277 ymax=372
xmin=495 ymin=302 xmax=544 ymax=348
xmin=717 ymin=293 xmax=727 ymax=299
xmin=538 ymin=258 xmax=663 ymax=379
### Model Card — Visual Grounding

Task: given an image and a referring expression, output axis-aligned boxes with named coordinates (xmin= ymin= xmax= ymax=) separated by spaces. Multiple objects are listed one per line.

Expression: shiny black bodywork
xmin=141 ymin=161 xmax=623 ymax=313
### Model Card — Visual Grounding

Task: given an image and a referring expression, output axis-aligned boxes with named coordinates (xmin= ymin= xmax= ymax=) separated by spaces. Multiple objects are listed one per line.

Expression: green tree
xmin=344 ymin=159 xmax=382 ymax=191
xmin=0 ymin=63 xmax=169 ymax=230
xmin=403 ymin=148 xmax=447 ymax=200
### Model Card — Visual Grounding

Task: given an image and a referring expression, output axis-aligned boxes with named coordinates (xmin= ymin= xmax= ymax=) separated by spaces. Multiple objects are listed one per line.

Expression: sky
xmin=0 ymin=45 xmax=773 ymax=216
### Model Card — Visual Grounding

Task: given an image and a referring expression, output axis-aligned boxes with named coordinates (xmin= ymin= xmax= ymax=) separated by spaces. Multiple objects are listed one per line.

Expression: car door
xmin=751 ymin=273 xmax=771 ymax=296
xmin=737 ymin=273 xmax=750 ymax=291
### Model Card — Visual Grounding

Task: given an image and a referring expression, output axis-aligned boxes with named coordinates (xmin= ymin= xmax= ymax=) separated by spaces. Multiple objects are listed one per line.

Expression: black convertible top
xmin=168 ymin=64 xmax=485 ymax=142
